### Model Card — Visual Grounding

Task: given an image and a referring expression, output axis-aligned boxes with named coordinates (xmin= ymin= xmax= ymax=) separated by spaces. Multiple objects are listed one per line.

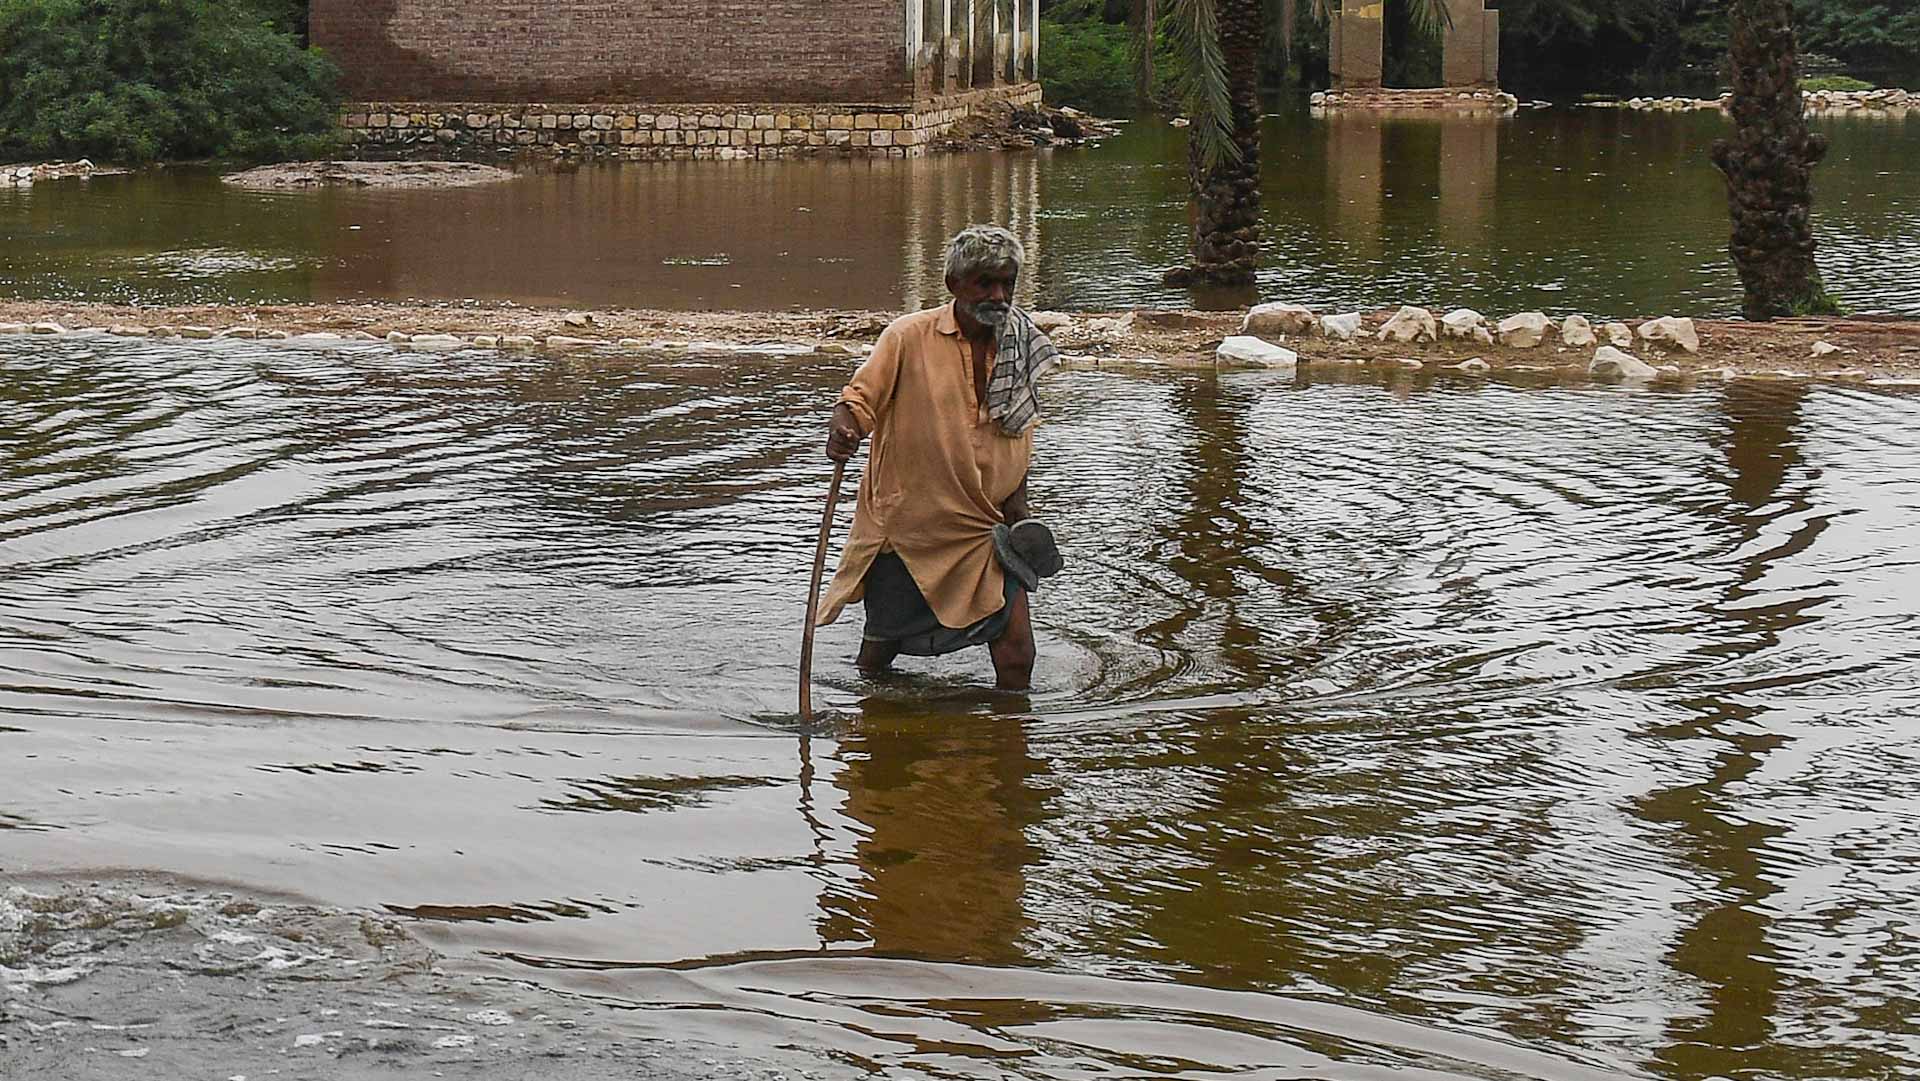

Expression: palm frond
xmin=1130 ymin=0 xmax=1158 ymax=101
xmin=1304 ymin=0 xmax=1453 ymax=37
xmin=1402 ymin=0 xmax=1454 ymax=40
xmin=1165 ymin=0 xmax=1238 ymax=169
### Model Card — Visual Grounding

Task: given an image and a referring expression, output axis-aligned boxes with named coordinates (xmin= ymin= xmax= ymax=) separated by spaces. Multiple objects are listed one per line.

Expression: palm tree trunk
xmin=1184 ymin=0 xmax=1263 ymax=286
xmin=1710 ymin=0 xmax=1833 ymax=321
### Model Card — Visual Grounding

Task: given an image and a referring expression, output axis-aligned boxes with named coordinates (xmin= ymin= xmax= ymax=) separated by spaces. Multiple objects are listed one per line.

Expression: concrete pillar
xmin=1328 ymin=0 xmax=1384 ymax=90
xmin=1441 ymin=0 xmax=1499 ymax=88
xmin=1010 ymin=0 xmax=1020 ymax=83
xmin=995 ymin=0 xmax=1012 ymax=86
xmin=1029 ymin=0 xmax=1040 ymax=81
xmin=971 ymin=0 xmax=994 ymax=89
xmin=944 ymin=0 xmax=962 ymax=93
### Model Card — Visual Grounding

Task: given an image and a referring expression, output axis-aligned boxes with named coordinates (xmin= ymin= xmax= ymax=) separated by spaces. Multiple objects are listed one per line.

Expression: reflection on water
xmin=5 ymin=334 xmax=1920 ymax=1079
xmin=4 ymin=105 xmax=1918 ymax=315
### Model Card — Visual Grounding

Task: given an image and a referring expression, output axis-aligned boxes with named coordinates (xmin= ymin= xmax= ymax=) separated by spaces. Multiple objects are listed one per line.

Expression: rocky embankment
xmin=1309 ymin=88 xmax=1524 ymax=114
xmin=1602 ymin=87 xmax=1915 ymax=116
xmin=223 ymin=160 xmax=517 ymax=189
xmin=932 ymin=102 xmax=1121 ymax=152
xmin=1182 ymin=301 xmax=1918 ymax=384
xmin=2 ymin=298 xmax=1917 ymax=384
xmin=1 ymin=160 xmax=114 ymax=186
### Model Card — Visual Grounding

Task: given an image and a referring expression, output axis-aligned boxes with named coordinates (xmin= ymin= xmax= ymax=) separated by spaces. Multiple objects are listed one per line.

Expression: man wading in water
xmin=816 ymin=225 xmax=1064 ymax=691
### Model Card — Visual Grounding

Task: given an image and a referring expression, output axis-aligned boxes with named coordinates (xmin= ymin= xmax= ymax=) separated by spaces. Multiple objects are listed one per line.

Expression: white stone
xmin=500 ymin=335 xmax=538 ymax=350
xmin=293 ymin=332 xmax=343 ymax=342
xmin=0 ymin=323 xmax=28 ymax=334
xmin=1637 ymin=316 xmax=1700 ymax=354
xmin=1085 ymin=313 xmax=1136 ymax=338
xmin=1394 ymin=357 xmax=1424 ymax=369
xmin=409 ymin=334 xmax=466 ymax=352
xmin=472 ymin=335 xmax=501 ymax=348
xmin=1447 ymin=357 xmax=1491 ymax=373
xmin=1472 ymin=326 xmax=1495 ymax=346
xmin=108 ymin=325 xmax=151 ymax=337
xmin=1319 ymin=312 xmax=1363 ymax=341
xmin=1439 ymin=308 xmax=1485 ymax=339
xmin=1590 ymin=345 xmax=1657 ymax=381
xmin=1242 ymin=302 xmax=1317 ymax=337
xmin=386 ymin=331 xmax=411 ymax=343
xmin=1560 ymin=315 xmax=1598 ymax=348
xmin=563 ymin=312 xmax=596 ymax=328
xmin=544 ymin=335 xmax=597 ymax=352
xmin=1603 ymin=321 xmax=1634 ymax=348
xmin=220 ymin=326 xmax=258 ymax=339
xmin=180 ymin=326 xmax=217 ymax=339
xmin=1810 ymin=340 xmax=1841 ymax=357
xmin=1029 ymin=310 xmax=1074 ymax=333
xmin=1496 ymin=312 xmax=1551 ymax=348
xmin=30 ymin=322 xmax=67 ymax=335
xmin=260 ymin=330 xmax=289 ymax=340
xmin=1216 ymin=336 xmax=1298 ymax=368
xmin=1376 ymin=306 xmax=1437 ymax=344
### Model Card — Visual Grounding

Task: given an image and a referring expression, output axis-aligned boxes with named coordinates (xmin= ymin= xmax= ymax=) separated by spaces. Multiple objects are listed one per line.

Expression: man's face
xmin=949 ymin=266 xmax=1017 ymax=330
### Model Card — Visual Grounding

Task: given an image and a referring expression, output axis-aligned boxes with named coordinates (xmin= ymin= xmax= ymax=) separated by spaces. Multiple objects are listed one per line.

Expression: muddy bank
xmin=0 ymin=875 xmax=788 ymax=1081
xmin=2 ymin=297 xmax=1917 ymax=381
xmin=224 ymin=160 xmax=518 ymax=190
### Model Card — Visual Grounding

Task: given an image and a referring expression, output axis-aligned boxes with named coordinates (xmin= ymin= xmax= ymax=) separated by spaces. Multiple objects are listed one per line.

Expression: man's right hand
xmin=826 ymin=403 xmax=863 ymax=462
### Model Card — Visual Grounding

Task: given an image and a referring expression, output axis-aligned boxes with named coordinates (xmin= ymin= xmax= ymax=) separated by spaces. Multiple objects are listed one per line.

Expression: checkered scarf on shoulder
xmin=985 ymin=306 xmax=1059 ymax=436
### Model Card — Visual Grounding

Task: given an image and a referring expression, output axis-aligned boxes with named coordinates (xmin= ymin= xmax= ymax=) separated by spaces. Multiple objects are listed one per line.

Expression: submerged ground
xmin=4 ymin=332 xmax=1918 ymax=1078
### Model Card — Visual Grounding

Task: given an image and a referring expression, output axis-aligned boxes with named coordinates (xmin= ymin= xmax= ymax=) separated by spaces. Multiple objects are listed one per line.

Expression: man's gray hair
xmin=945 ymin=225 xmax=1025 ymax=282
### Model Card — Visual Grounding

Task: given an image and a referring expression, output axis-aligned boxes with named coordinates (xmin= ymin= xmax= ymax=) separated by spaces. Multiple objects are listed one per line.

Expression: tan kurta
xmin=816 ymin=303 xmax=1032 ymax=630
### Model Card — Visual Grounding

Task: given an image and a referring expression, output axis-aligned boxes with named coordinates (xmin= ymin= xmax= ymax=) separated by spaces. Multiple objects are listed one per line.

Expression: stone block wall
xmin=342 ymin=83 xmax=1045 ymax=161
xmin=311 ymin=0 xmax=911 ymax=104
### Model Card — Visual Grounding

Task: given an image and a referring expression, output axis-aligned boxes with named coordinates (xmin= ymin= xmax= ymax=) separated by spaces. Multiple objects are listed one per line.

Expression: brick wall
xmin=311 ymin=1 xmax=912 ymax=104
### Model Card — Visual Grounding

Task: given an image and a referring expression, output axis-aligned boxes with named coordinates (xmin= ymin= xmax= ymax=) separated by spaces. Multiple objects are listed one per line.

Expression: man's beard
xmin=969 ymin=300 xmax=1012 ymax=328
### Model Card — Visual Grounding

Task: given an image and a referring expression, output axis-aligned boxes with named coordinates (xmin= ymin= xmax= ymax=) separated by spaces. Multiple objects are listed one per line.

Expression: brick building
xmin=314 ymin=1 xmax=1042 ymax=135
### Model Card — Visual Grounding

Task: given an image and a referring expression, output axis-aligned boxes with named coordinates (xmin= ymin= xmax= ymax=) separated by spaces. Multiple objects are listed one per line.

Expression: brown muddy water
xmin=4 ymin=332 xmax=1920 ymax=1078
xmin=2 ymin=107 xmax=1918 ymax=316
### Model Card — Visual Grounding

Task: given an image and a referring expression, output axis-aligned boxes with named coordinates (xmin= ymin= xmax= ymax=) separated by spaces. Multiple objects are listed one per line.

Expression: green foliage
xmin=1791 ymin=281 xmax=1846 ymax=317
xmin=1040 ymin=18 xmax=1150 ymax=114
xmin=1801 ymin=74 xmax=1875 ymax=90
xmin=1796 ymin=0 xmax=1920 ymax=72
xmin=0 ymin=0 xmax=339 ymax=165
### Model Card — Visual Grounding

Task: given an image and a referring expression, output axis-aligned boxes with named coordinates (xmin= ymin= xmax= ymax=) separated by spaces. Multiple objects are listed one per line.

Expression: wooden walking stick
xmin=799 ymin=459 xmax=846 ymax=723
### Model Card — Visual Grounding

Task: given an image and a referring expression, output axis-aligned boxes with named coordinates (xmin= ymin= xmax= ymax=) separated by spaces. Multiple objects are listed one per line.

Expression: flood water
xmin=5 ymin=332 xmax=1920 ymax=1078
xmin=3 ymin=106 xmax=1918 ymax=317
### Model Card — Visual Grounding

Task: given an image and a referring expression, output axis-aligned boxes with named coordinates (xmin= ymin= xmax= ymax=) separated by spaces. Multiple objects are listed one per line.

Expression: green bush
xmin=0 ymin=0 xmax=340 ymax=165
xmin=1801 ymin=75 xmax=1876 ymax=91
xmin=1039 ymin=18 xmax=1140 ymax=115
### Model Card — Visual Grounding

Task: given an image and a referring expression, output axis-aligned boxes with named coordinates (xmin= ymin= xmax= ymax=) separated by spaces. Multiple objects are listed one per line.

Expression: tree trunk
xmin=1178 ymin=0 xmax=1263 ymax=286
xmin=1711 ymin=0 xmax=1832 ymax=321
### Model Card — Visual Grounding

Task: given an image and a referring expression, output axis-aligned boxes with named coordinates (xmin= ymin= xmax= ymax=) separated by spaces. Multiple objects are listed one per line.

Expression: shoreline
xmin=3 ymin=297 xmax=1918 ymax=382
